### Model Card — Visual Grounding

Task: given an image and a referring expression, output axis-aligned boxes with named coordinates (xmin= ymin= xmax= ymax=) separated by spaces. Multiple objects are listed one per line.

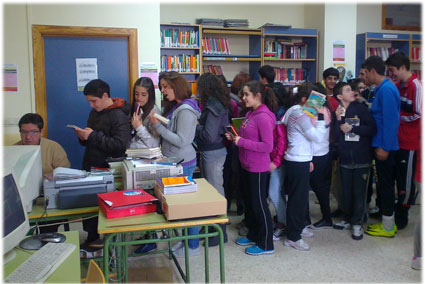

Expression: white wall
xmin=304 ymin=4 xmax=325 ymax=78
xmin=3 ymin=3 xmax=160 ymax=134
xmin=160 ymin=4 xmax=305 ymax=28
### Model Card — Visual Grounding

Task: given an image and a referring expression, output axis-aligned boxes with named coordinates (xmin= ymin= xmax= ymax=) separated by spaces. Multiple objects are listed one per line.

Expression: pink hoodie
xmin=270 ymin=119 xmax=288 ymax=168
xmin=238 ymin=104 xmax=276 ymax=172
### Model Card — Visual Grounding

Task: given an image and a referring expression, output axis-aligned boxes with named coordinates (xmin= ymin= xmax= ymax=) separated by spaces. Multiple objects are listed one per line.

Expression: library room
xmin=3 ymin=2 xmax=422 ymax=283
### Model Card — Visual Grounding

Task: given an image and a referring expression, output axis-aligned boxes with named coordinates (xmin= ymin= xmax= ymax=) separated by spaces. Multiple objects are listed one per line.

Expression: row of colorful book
xmin=202 ymin=37 xmax=231 ymax=55
xmin=411 ymin=47 xmax=421 ymax=62
xmin=203 ymin=64 xmax=223 ymax=75
xmin=274 ymin=67 xmax=309 ymax=83
xmin=264 ymin=40 xmax=308 ymax=59
xmin=160 ymin=54 xmax=200 ymax=73
xmin=161 ymin=29 xmax=199 ymax=48
xmin=367 ymin=47 xmax=398 ymax=61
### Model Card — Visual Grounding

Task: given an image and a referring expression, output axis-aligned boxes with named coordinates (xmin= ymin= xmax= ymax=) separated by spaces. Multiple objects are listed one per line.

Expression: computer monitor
xmin=4 ymin=145 xmax=43 ymax=212
xmin=3 ymin=169 xmax=30 ymax=264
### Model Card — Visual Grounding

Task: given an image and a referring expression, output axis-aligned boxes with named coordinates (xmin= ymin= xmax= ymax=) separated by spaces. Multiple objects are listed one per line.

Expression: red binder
xmin=97 ymin=189 xmax=158 ymax=219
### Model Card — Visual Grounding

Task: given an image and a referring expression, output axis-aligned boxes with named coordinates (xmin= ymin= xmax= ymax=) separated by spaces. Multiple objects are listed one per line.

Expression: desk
xmin=3 ymin=230 xmax=81 ymax=283
xmin=98 ymin=207 xmax=228 ymax=283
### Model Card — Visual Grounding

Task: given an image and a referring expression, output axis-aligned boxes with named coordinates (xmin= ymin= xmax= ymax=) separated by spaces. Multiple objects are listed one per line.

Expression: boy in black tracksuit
xmin=332 ymin=82 xmax=376 ymax=240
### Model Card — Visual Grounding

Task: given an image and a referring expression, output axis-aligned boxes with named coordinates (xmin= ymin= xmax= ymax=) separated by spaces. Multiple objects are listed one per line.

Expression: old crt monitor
xmin=4 ymin=145 xmax=43 ymax=212
xmin=3 ymin=169 xmax=30 ymax=264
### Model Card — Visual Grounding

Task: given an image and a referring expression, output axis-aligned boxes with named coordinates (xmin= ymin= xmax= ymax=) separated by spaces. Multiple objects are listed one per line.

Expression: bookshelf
xmin=410 ymin=34 xmax=421 ymax=80
xmin=355 ymin=32 xmax=410 ymax=76
xmin=160 ymin=23 xmax=202 ymax=94
xmin=201 ymin=26 xmax=262 ymax=81
xmin=262 ymin=27 xmax=319 ymax=86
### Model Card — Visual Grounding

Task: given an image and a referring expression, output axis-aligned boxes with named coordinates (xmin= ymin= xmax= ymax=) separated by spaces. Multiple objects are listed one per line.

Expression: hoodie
xmin=82 ymin=97 xmax=132 ymax=170
xmin=238 ymin=104 xmax=276 ymax=172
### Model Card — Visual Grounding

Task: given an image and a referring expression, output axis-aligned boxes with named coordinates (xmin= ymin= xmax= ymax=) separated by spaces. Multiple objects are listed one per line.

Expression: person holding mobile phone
xmin=128 ymin=77 xmax=160 ymax=149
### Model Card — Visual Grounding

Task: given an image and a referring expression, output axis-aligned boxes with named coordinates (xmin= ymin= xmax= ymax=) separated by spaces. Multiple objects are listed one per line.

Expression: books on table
xmin=155 ymin=176 xmax=198 ymax=194
xmin=151 ymin=157 xmax=184 ymax=166
xmin=302 ymin=90 xmax=327 ymax=117
xmin=126 ymin=147 xmax=162 ymax=159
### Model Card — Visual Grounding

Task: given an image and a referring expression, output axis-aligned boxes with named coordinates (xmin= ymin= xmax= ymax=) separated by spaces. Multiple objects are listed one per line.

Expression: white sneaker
xmin=352 ymin=225 xmax=363 ymax=240
xmin=412 ymin=256 xmax=421 ymax=270
xmin=301 ymin=227 xmax=314 ymax=238
xmin=333 ymin=220 xmax=352 ymax=230
xmin=284 ymin=239 xmax=310 ymax=251
xmin=273 ymin=228 xmax=285 ymax=241
xmin=173 ymin=245 xmax=201 ymax=258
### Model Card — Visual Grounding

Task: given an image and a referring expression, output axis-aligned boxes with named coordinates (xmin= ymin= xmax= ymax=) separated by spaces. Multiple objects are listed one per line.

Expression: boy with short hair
xmin=322 ymin=67 xmax=340 ymax=112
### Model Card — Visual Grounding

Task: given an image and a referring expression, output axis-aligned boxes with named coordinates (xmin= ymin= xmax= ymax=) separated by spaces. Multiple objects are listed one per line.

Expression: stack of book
xmin=155 ymin=176 xmax=198 ymax=194
xmin=161 ymin=54 xmax=199 ymax=73
xmin=224 ymin=19 xmax=249 ymax=28
xmin=273 ymin=67 xmax=309 ymax=84
xmin=264 ymin=40 xmax=307 ymax=59
xmin=160 ymin=28 xmax=199 ymax=48
xmin=196 ymin=18 xmax=224 ymax=27
xmin=53 ymin=167 xmax=87 ymax=180
xmin=202 ymin=37 xmax=231 ymax=55
xmin=126 ymin=147 xmax=162 ymax=159
xmin=368 ymin=47 xmax=398 ymax=61
xmin=203 ymin=65 xmax=223 ymax=75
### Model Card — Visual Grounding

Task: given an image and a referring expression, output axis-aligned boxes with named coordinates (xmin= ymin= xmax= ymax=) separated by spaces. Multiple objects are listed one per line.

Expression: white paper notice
xmin=76 ymin=58 xmax=98 ymax=91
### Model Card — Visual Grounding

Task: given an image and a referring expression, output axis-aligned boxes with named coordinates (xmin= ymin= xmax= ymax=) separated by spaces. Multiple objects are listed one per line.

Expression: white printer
xmin=43 ymin=174 xmax=114 ymax=209
xmin=122 ymin=159 xmax=183 ymax=190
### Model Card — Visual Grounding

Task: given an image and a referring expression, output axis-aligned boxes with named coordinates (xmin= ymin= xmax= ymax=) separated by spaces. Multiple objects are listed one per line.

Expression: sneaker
xmin=284 ymin=239 xmax=310 ymax=251
xmin=369 ymin=206 xmax=380 ymax=214
xmin=310 ymin=219 xmax=333 ymax=230
xmin=173 ymin=246 xmax=201 ymax=258
xmin=134 ymin=243 xmax=157 ymax=254
xmin=411 ymin=256 xmax=421 ymax=270
xmin=367 ymin=223 xmax=398 ymax=233
xmin=235 ymin=237 xmax=255 ymax=246
xmin=352 ymin=225 xmax=363 ymax=240
xmin=238 ymin=225 xmax=249 ymax=236
xmin=330 ymin=208 xmax=343 ymax=218
xmin=301 ymin=227 xmax=314 ymax=238
xmin=365 ymin=223 xmax=396 ymax=238
xmin=273 ymin=228 xmax=285 ymax=241
xmin=333 ymin=220 xmax=351 ymax=230
xmin=245 ymin=245 xmax=274 ymax=256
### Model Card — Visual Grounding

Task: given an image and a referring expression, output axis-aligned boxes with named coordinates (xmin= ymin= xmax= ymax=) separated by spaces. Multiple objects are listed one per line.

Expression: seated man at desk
xmin=73 ymin=79 xmax=131 ymax=245
xmin=15 ymin=113 xmax=71 ymax=176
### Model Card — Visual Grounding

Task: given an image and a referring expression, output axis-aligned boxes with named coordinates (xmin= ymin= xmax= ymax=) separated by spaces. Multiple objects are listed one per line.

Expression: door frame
xmin=32 ymin=25 xmax=138 ymax=137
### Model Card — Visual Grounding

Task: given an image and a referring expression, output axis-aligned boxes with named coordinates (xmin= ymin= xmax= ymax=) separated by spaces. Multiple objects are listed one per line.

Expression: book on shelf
xmin=345 ymin=117 xmax=360 ymax=142
xmin=161 ymin=54 xmax=199 ymax=72
xmin=302 ymin=90 xmax=327 ymax=117
xmin=202 ymin=37 xmax=231 ymax=55
xmin=411 ymin=47 xmax=421 ymax=62
xmin=367 ymin=47 xmax=398 ymax=61
xmin=161 ymin=28 xmax=199 ymax=48
xmin=155 ymin=176 xmax=198 ymax=194
xmin=264 ymin=39 xmax=307 ymax=59
xmin=273 ymin=67 xmax=308 ymax=84
xmin=203 ymin=65 xmax=223 ymax=75
xmin=126 ymin=147 xmax=162 ymax=159
xmin=151 ymin=157 xmax=184 ymax=166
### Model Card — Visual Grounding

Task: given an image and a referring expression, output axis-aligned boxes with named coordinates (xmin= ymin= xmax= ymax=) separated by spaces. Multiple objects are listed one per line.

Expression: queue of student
xmin=15 ymin=52 xmax=421 ymax=267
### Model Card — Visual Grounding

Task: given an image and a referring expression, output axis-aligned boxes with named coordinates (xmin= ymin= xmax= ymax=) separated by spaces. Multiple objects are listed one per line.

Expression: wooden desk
xmin=3 ymin=230 xmax=81 ymax=283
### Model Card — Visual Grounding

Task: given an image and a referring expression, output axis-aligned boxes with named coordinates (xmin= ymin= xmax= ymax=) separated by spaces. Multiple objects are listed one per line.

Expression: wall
xmin=3 ymin=3 xmax=160 ymax=134
xmin=160 ymin=4 xmax=305 ymax=29
xmin=304 ymin=4 xmax=325 ymax=79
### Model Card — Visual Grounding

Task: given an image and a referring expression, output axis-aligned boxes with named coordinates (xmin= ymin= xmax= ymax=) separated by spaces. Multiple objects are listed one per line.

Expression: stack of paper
xmin=53 ymin=167 xmax=87 ymax=180
xmin=126 ymin=147 xmax=162 ymax=159
xmin=224 ymin=19 xmax=249 ymax=28
xmin=196 ymin=18 xmax=224 ymax=27
xmin=155 ymin=176 xmax=198 ymax=194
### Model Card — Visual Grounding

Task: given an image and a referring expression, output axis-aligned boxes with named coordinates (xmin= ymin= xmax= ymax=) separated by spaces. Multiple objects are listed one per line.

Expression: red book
xmin=98 ymin=189 xmax=157 ymax=219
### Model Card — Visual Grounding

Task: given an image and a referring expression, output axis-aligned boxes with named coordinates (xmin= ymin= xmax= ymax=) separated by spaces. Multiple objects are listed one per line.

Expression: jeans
xmin=182 ymin=162 xmax=199 ymax=248
xmin=268 ymin=164 xmax=286 ymax=226
xmin=200 ymin=149 xmax=226 ymax=197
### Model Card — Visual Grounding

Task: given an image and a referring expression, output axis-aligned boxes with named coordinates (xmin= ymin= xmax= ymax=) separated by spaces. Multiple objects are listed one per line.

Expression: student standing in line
xmin=322 ymin=67 xmax=340 ymax=112
xmin=282 ymin=83 xmax=326 ymax=251
xmin=75 ymin=79 xmax=131 ymax=245
xmin=150 ymin=71 xmax=201 ymax=257
xmin=385 ymin=52 xmax=422 ymax=230
xmin=226 ymin=81 xmax=276 ymax=256
xmin=332 ymin=82 xmax=376 ymax=240
xmin=362 ymin=56 xmax=400 ymax=238
xmin=128 ymin=77 xmax=160 ymax=149
xmin=195 ymin=73 xmax=230 ymax=246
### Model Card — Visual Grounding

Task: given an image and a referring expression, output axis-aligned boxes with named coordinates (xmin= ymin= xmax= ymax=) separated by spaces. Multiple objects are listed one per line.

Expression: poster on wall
xmin=332 ymin=41 xmax=346 ymax=62
xmin=3 ymin=64 xmax=18 ymax=93
xmin=76 ymin=58 xmax=98 ymax=91
xmin=140 ymin=63 xmax=159 ymax=89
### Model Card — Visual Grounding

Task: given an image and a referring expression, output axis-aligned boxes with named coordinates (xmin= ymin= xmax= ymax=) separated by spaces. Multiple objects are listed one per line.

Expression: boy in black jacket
xmin=332 ymin=82 xmax=376 ymax=240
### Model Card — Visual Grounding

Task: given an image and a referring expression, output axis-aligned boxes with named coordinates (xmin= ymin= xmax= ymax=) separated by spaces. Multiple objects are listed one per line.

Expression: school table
xmin=3 ymin=230 xmax=81 ymax=283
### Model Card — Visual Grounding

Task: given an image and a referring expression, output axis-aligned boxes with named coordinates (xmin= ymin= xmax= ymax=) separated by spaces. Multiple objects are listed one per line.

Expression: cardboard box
xmin=154 ymin=178 xmax=226 ymax=220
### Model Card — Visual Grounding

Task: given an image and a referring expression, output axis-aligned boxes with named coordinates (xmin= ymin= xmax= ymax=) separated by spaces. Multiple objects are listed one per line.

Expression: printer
xmin=43 ymin=174 xmax=114 ymax=209
xmin=122 ymin=159 xmax=183 ymax=190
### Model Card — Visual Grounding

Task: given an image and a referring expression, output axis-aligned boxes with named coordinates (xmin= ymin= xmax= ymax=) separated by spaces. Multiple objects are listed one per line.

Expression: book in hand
xmin=302 ymin=90 xmax=327 ymax=117
xmin=231 ymin=117 xmax=244 ymax=131
xmin=345 ymin=116 xmax=360 ymax=142
xmin=156 ymin=176 xmax=198 ymax=194
xmin=151 ymin=156 xmax=184 ymax=166
xmin=97 ymin=189 xmax=158 ymax=219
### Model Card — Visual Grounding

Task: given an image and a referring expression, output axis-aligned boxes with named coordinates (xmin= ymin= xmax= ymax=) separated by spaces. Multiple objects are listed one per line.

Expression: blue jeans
xmin=268 ymin=164 xmax=286 ymax=226
xmin=182 ymin=162 xmax=199 ymax=248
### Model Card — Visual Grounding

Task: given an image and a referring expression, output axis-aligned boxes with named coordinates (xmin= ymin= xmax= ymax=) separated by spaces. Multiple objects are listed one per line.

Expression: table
xmin=3 ymin=230 xmax=81 ymax=283
xmin=98 ymin=208 xmax=228 ymax=283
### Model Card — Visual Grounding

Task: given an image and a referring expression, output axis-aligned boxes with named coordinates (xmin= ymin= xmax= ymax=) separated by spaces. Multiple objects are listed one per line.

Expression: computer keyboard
xmin=5 ymin=242 xmax=76 ymax=283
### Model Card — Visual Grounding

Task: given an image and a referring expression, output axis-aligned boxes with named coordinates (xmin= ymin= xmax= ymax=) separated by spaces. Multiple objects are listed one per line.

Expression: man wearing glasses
xmin=15 ymin=113 xmax=70 ymax=177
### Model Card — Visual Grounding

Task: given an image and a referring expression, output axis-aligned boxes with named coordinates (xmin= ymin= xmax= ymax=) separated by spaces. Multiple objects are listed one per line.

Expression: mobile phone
xmin=134 ymin=103 xmax=143 ymax=117
xmin=66 ymin=124 xmax=80 ymax=129
xmin=226 ymin=125 xmax=238 ymax=137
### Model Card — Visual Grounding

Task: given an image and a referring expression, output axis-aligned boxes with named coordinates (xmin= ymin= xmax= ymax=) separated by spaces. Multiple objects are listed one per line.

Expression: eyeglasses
xmin=20 ymin=130 xmax=40 ymax=136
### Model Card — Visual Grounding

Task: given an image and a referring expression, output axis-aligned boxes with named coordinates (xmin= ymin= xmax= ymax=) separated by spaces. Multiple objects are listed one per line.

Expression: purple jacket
xmin=238 ymin=104 xmax=276 ymax=172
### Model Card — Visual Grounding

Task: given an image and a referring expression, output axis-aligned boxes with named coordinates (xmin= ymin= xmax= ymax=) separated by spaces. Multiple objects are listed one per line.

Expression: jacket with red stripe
xmin=396 ymin=73 xmax=422 ymax=150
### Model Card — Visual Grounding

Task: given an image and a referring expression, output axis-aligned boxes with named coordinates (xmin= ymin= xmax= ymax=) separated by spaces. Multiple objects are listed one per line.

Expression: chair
xmin=86 ymin=259 xmax=105 ymax=283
